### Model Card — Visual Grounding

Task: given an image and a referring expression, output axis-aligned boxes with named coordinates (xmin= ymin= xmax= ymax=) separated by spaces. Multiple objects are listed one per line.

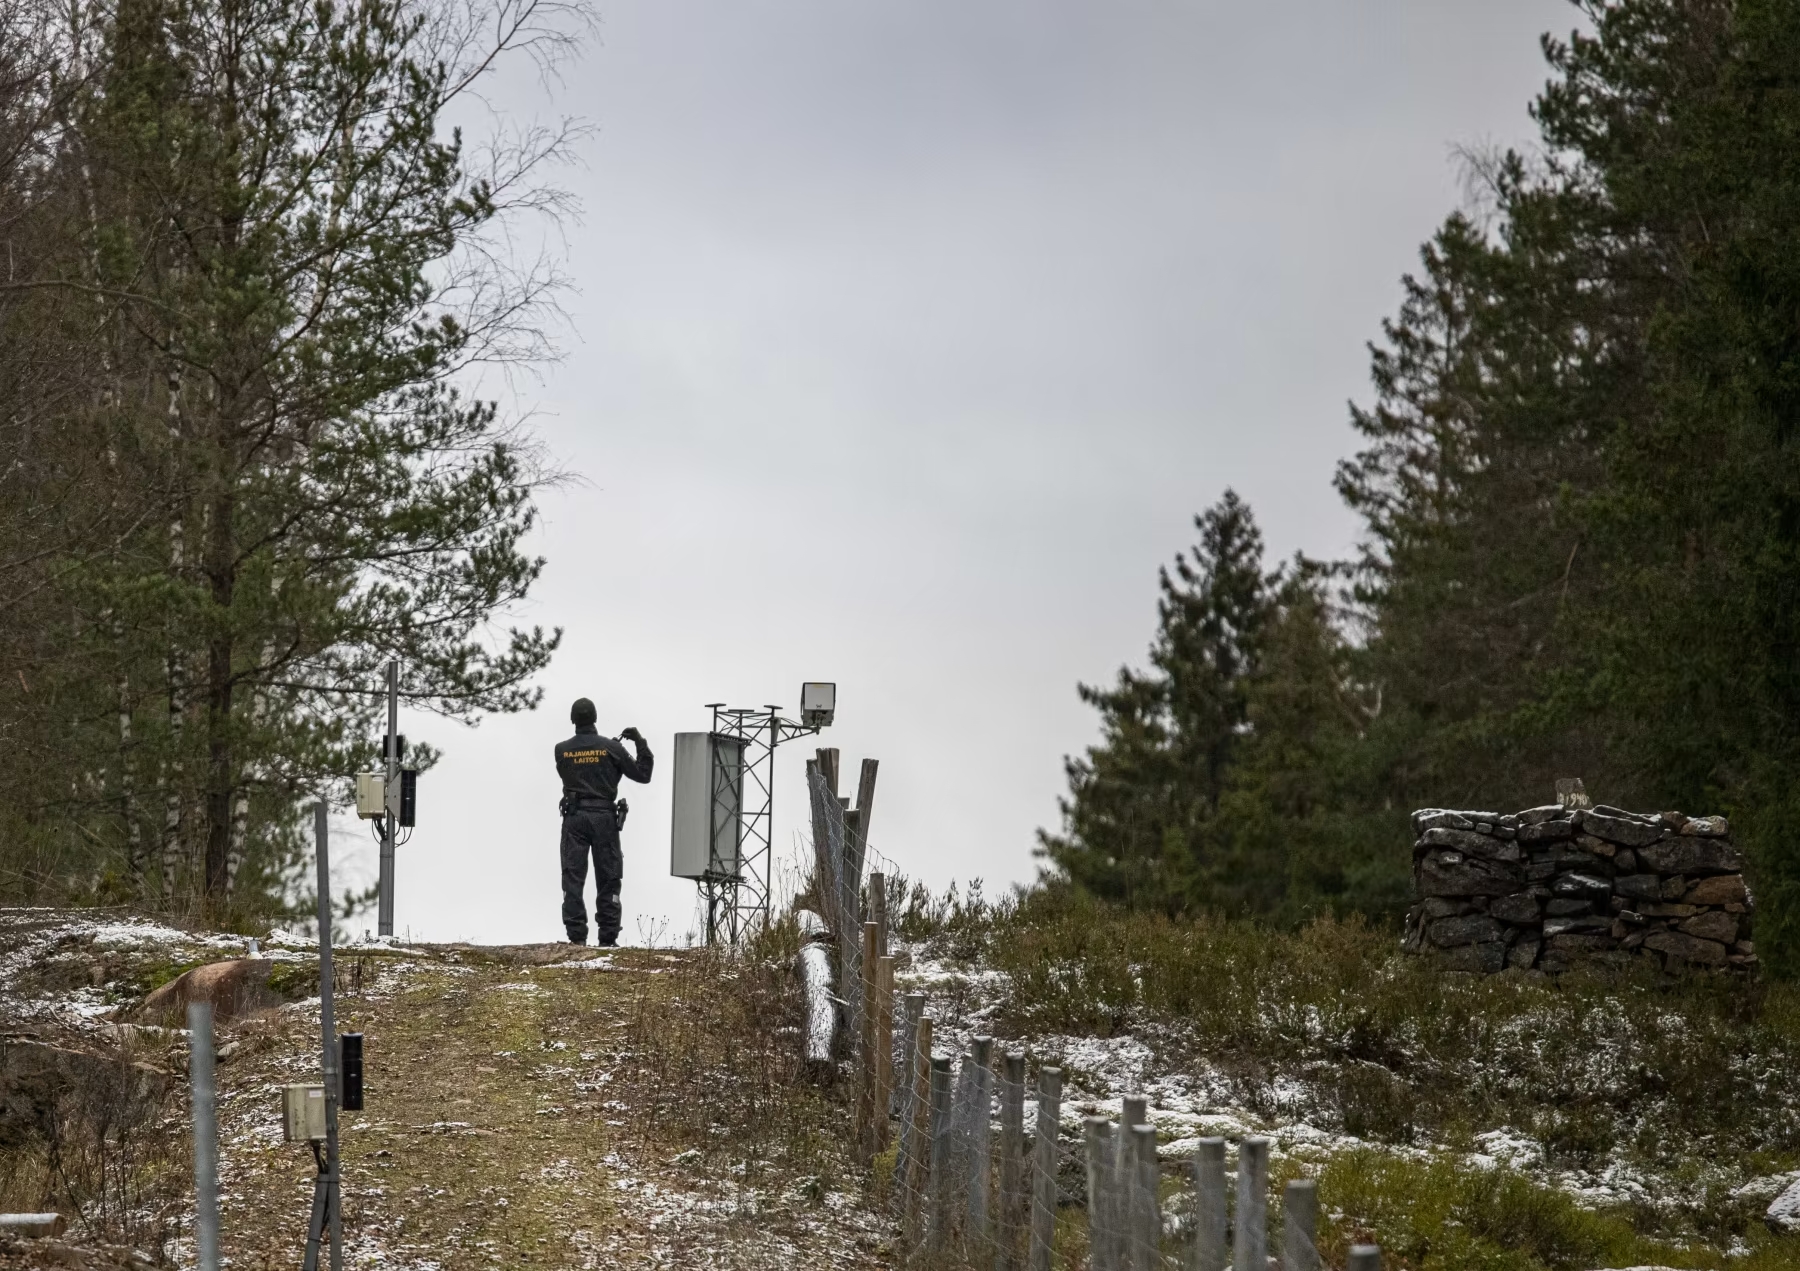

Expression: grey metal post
xmin=1282 ymin=1179 xmax=1318 ymax=1271
xmin=968 ymin=1036 xmax=995 ymax=1251
xmin=315 ymin=801 xmax=344 ymax=1271
xmin=895 ymin=994 xmax=926 ymax=1206
xmin=1028 ymin=1066 xmax=1062 ymax=1271
xmin=187 ymin=1001 xmax=220 ymax=1271
xmin=1084 ymin=1117 xmax=1117 ymax=1271
xmin=378 ymin=659 xmax=398 ymax=937
xmin=1190 ymin=1138 xmax=1226 ymax=1271
xmin=1233 ymin=1138 xmax=1268 ymax=1271
xmin=997 ymin=1051 xmax=1026 ymax=1271
xmin=1130 ymin=1123 xmax=1159 ymax=1270
xmin=927 ymin=1055 xmax=955 ymax=1253
xmin=1346 ymin=1245 xmax=1381 ymax=1271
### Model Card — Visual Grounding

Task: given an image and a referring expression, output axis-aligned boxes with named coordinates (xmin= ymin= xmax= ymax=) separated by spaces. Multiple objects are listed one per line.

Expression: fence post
xmin=1346 ymin=1246 xmax=1382 ymax=1271
xmin=1283 ymin=1179 xmax=1318 ymax=1271
xmin=1084 ymin=1117 xmax=1118 ymax=1271
xmin=1190 ymin=1138 xmax=1226 ymax=1271
xmin=1028 ymin=1066 xmax=1062 ymax=1271
xmin=188 ymin=1001 xmax=221 ymax=1271
xmin=906 ymin=1016 xmax=935 ymax=1237
xmin=895 ymin=994 xmax=926 ymax=1204
xmin=875 ymin=955 xmax=895 ymax=1153
xmin=997 ymin=1051 xmax=1027 ymax=1271
xmin=968 ymin=1036 xmax=995 ymax=1255
xmin=1120 ymin=1096 xmax=1147 ymax=1271
xmin=927 ymin=1055 xmax=955 ymax=1254
xmin=1131 ymin=1123 xmax=1159 ymax=1270
xmin=859 ymin=920 xmax=879 ymax=1157
xmin=1233 ymin=1138 xmax=1269 ymax=1271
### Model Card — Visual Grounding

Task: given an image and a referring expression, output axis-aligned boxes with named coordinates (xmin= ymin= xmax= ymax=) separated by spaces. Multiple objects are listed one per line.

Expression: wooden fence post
xmin=1283 ymin=1179 xmax=1318 ymax=1271
xmin=927 ymin=1055 xmax=955 ymax=1254
xmin=1084 ymin=1117 xmax=1118 ymax=1271
xmin=1130 ymin=1123 xmax=1158 ymax=1271
xmin=1120 ymin=1095 xmax=1147 ymax=1271
xmin=875 ymin=954 xmax=895 ymax=1152
xmin=997 ymin=1051 xmax=1026 ymax=1271
xmin=1233 ymin=1137 xmax=1269 ymax=1271
xmin=1027 ymin=1066 xmax=1062 ymax=1271
xmin=968 ymin=1036 xmax=995 ymax=1254
xmin=859 ymin=919 xmax=879 ymax=1157
xmin=1191 ymin=1138 xmax=1226 ymax=1271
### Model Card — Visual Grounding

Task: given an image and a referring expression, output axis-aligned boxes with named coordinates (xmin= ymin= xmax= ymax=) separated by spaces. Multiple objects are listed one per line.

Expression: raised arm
xmin=616 ymin=727 xmax=655 ymax=783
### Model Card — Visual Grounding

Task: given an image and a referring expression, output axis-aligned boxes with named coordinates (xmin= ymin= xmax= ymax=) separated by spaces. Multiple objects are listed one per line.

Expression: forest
xmin=0 ymin=0 xmax=578 ymax=923
xmin=1040 ymin=0 xmax=1800 ymax=975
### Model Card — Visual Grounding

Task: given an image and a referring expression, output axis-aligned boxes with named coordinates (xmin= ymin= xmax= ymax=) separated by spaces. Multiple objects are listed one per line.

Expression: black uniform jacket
xmin=555 ymin=725 xmax=653 ymax=809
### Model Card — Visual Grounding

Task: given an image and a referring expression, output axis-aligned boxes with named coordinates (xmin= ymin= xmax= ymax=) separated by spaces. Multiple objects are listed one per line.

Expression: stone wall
xmin=1401 ymin=802 xmax=1756 ymax=973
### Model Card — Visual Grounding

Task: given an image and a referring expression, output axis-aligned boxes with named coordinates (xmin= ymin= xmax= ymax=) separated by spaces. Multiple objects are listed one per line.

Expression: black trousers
xmin=560 ymin=809 xmax=622 ymax=943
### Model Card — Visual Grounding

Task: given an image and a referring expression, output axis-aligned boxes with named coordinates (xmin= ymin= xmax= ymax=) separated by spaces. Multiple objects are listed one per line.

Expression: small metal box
xmin=800 ymin=681 xmax=836 ymax=728
xmin=355 ymin=773 xmax=386 ymax=820
xmin=282 ymin=1084 xmax=327 ymax=1142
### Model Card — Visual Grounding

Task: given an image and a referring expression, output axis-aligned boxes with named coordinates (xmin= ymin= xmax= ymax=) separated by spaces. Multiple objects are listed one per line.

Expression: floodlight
xmin=800 ymin=682 xmax=836 ymax=728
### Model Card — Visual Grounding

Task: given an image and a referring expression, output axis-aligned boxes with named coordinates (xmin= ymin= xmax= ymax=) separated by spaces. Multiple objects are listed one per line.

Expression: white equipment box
xmin=670 ymin=732 xmax=745 ymax=880
xmin=282 ymin=1084 xmax=327 ymax=1142
xmin=355 ymin=772 xmax=386 ymax=820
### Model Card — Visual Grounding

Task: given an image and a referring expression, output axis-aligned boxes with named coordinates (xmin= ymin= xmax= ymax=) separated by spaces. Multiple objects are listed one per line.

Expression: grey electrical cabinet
xmin=670 ymin=732 xmax=745 ymax=880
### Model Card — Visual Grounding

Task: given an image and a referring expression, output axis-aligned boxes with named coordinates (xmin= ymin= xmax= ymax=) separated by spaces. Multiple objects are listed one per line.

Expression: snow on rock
xmin=1766 ymin=1176 xmax=1800 ymax=1234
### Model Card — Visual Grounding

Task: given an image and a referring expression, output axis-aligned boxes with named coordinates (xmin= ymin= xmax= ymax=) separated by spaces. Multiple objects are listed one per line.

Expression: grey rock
xmin=1583 ymin=811 xmax=1665 ymax=848
xmin=1420 ymin=896 xmax=1462 ymax=919
xmin=1524 ymin=862 xmax=1556 ymax=882
xmin=1543 ymin=915 xmax=1613 ymax=937
xmin=1681 ymin=815 xmax=1730 ymax=838
xmin=1545 ymin=898 xmax=1593 ymax=917
xmin=1638 ymin=836 xmax=1745 ymax=876
xmin=1517 ymin=819 xmax=1575 ymax=844
xmin=1551 ymin=872 xmax=1613 ymax=899
xmin=1429 ymin=914 xmax=1505 ymax=947
xmin=1643 ymin=929 xmax=1728 ymax=966
xmin=1506 ymin=939 xmax=1540 ymax=970
xmin=1638 ymin=902 xmax=1698 ymax=919
xmin=1767 ymin=1177 xmax=1800 ymax=1234
xmin=1680 ymin=910 xmax=1739 ymax=944
xmin=1418 ymin=851 xmax=1521 ymax=897
xmin=1662 ymin=875 xmax=1689 ymax=900
xmin=1436 ymin=941 xmax=1507 ymax=973
xmin=1545 ymin=932 xmax=1616 ymax=953
xmin=1419 ymin=827 xmax=1522 ymax=862
xmin=1684 ymin=874 xmax=1748 ymax=906
xmin=1574 ymin=833 xmax=1617 ymax=858
xmin=1489 ymin=892 xmax=1542 ymax=924
xmin=1614 ymin=874 xmax=1664 ymax=902
xmin=1516 ymin=805 xmax=1570 ymax=827
xmin=1614 ymin=849 xmax=1637 ymax=873
xmin=1412 ymin=809 xmax=1473 ymax=834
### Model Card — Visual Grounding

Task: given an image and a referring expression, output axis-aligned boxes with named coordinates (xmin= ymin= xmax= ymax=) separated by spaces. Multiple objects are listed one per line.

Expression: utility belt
xmin=559 ymin=795 xmax=629 ymax=829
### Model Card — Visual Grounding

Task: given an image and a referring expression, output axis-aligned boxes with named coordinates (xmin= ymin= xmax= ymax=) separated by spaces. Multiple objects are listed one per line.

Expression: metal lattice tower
xmin=700 ymin=704 xmax=821 ymax=944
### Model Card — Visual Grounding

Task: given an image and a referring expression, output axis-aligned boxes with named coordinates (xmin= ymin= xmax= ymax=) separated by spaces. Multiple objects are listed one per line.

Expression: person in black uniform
xmin=554 ymin=698 xmax=653 ymax=945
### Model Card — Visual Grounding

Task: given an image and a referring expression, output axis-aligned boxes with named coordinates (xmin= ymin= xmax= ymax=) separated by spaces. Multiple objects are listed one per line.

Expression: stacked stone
xmin=1402 ymin=804 xmax=1755 ymax=973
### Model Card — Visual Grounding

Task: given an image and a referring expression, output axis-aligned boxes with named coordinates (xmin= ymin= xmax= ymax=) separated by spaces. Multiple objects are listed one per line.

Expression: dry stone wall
xmin=1402 ymin=803 xmax=1756 ymax=973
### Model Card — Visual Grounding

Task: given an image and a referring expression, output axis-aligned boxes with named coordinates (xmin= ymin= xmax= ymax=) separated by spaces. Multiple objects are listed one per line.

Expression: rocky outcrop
xmin=1402 ymin=802 xmax=1755 ymax=974
xmin=136 ymin=958 xmax=284 ymax=1025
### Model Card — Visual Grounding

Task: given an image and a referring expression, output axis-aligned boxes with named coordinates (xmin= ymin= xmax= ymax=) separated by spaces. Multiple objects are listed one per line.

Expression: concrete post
xmin=1233 ymin=1138 xmax=1269 ymax=1271
xmin=1190 ymin=1138 xmax=1226 ymax=1271
xmin=1283 ymin=1179 xmax=1318 ymax=1271
xmin=1027 ymin=1066 xmax=1062 ymax=1271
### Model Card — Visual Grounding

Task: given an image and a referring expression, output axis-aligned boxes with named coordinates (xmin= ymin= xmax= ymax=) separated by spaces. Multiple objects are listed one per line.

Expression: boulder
xmin=1417 ymin=851 xmax=1520 ymax=897
xmin=1544 ymin=932 xmax=1617 ymax=953
xmin=1679 ymin=910 xmax=1739 ymax=944
xmin=1637 ymin=902 xmax=1698 ymax=919
xmin=1637 ymin=836 xmax=1745 ymax=876
xmin=1681 ymin=815 xmax=1730 ymax=838
xmin=1544 ymin=898 xmax=1592 ymax=917
xmin=1436 ymin=941 xmax=1507 ymax=973
xmin=1489 ymin=893 xmax=1542 ymax=924
xmin=1643 ymin=930 xmax=1728 ymax=966
xmin=1516 ymin=805 xmax=1569 ymax=827
xmin=1420 ymin=896 xmax=1463 ymax=919
xmin=1506 ymin=939 xmax=1541 ymax=969
xmin=1428 ymin=915 xmax=1504 ymax=947
xmin=1770 ymin=1178 xmax=1800 ymax=1234
xmin=1412 ymin=809 xmax=1473 ymax=834
xmin=1418 ymin=827 xmax=1522 ymax=862
xmin=138 ymin=958 xmax=283 ymax=1025
xmin=1614 ymin=849 xmax=1638 ymax=873
xmin=1543 ymin=915 xmax=1612 ymax=937
xmin=1517 ymin=819 xmax=1575 ymax=844
xmin=1582 ymin=811 xmax=1665 ymax=848
xmin=1550 ymin=872 xmax=1613 ymax=899
xmin=1683 ymin=874 xmax=1748 ymax=906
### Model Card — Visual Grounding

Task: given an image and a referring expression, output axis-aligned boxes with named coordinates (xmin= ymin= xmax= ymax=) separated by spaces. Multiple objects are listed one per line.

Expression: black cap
xmin=571 ymin=697 xmax=596 ymax=727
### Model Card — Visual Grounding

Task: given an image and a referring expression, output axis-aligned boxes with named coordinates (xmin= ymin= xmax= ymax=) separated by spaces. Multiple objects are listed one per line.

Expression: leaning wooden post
xmin=997 ymin=1051 xmax=1027 ymax=1271
xmin=1345 ymin=1245 xmax=1381 ymax=1271
xmin=968 ymin=1035 xmax=995 ymax=1253
xmin=927 ymin=1055 xmax=955 ymax=1253
xmin=859 ymin=919 xmax=879 ymax=1157
xmin=1233 ymin=1137 xmax=1269 ymax=1271
xmin=1027 ymin=1066 xmax=1062 ymax=1271
xmin=1283 ymin=1179 xmax=1318 ymax=1271
xmin=1084 ymin=1117 xmax=1118 ymax=1271
xmin=1190 ymin=1138 xmax=1226 ymax=1271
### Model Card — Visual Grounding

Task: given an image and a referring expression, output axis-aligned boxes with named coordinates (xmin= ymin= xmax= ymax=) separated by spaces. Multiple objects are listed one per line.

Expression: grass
xmin=886 ymin=881 xmax=1800 ymax=1266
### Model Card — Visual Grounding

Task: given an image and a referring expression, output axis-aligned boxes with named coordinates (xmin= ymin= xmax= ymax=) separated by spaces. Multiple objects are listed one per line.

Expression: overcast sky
xmin=338 ymin=0 xmax=1579 ymax=945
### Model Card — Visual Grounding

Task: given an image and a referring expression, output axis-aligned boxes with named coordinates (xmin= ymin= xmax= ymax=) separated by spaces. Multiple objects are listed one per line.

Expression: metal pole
xmin=927 ymin=1055 xmax=955 ymax=1254
xmin=968 ymin=1035 xmax=994 ymax=1251
xmin=1130 ymin=1124 xmax=1158 ymax=1271
xmin=378 ymin=660 xmax=397 ymax=937
xmin=315 ymin=801 xmax=344 ymax=1271
xmin=997 ymin=1051 xmax=1026 ymax=1271
xmin=188 ymin=1001 xmax=220 ymax=1271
